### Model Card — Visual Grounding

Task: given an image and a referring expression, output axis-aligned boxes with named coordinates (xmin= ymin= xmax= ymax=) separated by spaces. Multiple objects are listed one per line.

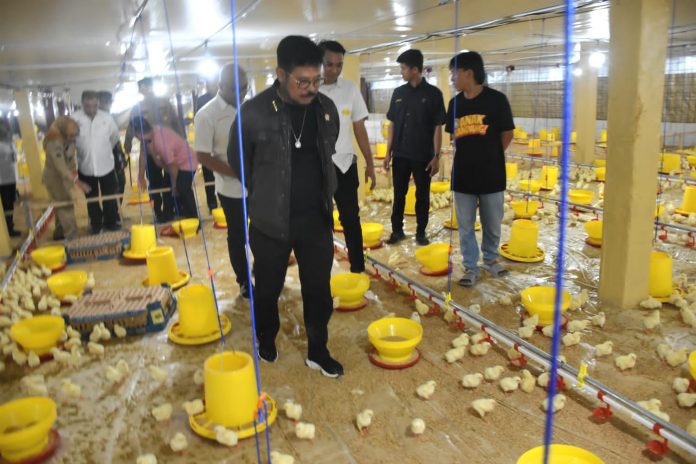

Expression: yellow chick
xmin=461 ymin=373 xmax=484 ymax=389
xmin=518 ymin=325 xmax=535 ymax=339
xmin=27 ymin=351 xmax=40 ymax=368
xmin=499 ymin=376 xmax=522 ymax=393
xmin=562 ymin=332 xmax=582 ymax=347
xmin=687 ymin=420 xmax=696 ymax=437
xmin=541 ymin=325 xmax=555 ymax=337
xmin=214 ymin=425 xmax=238 ymax=447
xmin=332 ymin=297 xmax=341 ymax=309
xmin=183 ymin=399 xmax=204 ymax=416
xmin=414 ymin=299 xmax=430 ymax=316
xmin=567 ymin=320 xmax=591 ymax=333
xmin=673 ymin=377 xmax=690 ymax=394
xmin=637 ymin=398 xmax=663 ymax=415
xmin=444 ymin=346 xmax=466 ymax=363
xmin=591 ymin=312 xmax=606 ymax=327
xmin=615 ymin=353 xmax=637 ymax=371
xmin=520 ymin=370 xmax=536 ymax=393
xmin=470 ymin=332 xmax=489 ymax=344
xmin=451 ymin=333 xmax=470 ymax=348
xmin=594 ymin=341 xmax=613 ymax=357
xmin=89 ymin=325 xmax=103 ymax=343
xmin=537 ymin=372 xmax=550 ymax=388
xmin=295 ymin=422 xmax=316 ymax=440
xmin=193 ymin=369 xmax=204 ymax=386
xmin=484 ymin=365 xmax=505 ymax=381
xmin=469 ymin=343 xmax=491 ymax=357
xmin=283 ymin=400 xmax=303 ymax=421
xmin=542 ymin=394 xmax=567 ymax=412
xmin=87 ymin=342 xmax=105 ymax=356
xmin=12 ymin=349 xmax=27 ymax=366
xmin=443 ymin=308 xmax=456 ymax=323
xmin=410 ymin=418 xmax=426 ymax=435
xmin=115 ymin=359 xmax=129 ymax=375
xmin=61 ymin=379 xmax=81 ymax=399
xmin=21 ymin=374 xmax=47 ymax=396
xmin=169 ymin=432 xmax=188 ymax=452
xmin=416 ymin=380 xmax=437 ymax=400
xmin=678 ymin=393 xmax=696 ymax=408
xmin=148 ymin=366 xmax=168 ymax=383
xmin=643 ymin=310 xmax=661 ymax=330
xmin=105 ymin=366 xmax=124 ymax=384
xmin=270 ymin=451 xmax=295 ymax=464
xmin=469 ymin=304 xmax=481 ymax=313
xmin=114 ymin=324 xmax=127 ymax=339
xmin=507 ymin=348 xmax=523 ymax=362
xmin=657 ymin=343 xmax=672 ymax=360
xmin=410 ymin=312 xmax=421 ymax=324
xmin=471 ymin=398 xmax=496 ymax=418
xmin=498 ymin=295 xmax=512 ymax=306
xmin=136 ymin=454 xmax=158 ymax=464
xmin=522 ymin=314 xmax=539 ymax=327
xmin=63 ymin=294 xmax=78 ymax=304
xmin=356 ymin=409 xmax=374 ymax=432
xmin=66 ymin=325 xmax=81 ymax=339
xmin=151 ymin=403 xmax=173 ymax=422
xmin=666 ymin=348 xmax=688 ymax=367
xmin=639 ymin=297 xmax=662 ymax=310
xmin=680 ymin=307 xmax=696 ymax=329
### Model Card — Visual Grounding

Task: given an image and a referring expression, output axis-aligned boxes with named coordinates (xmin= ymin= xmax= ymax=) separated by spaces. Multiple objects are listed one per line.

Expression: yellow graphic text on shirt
xmin=454 ymin=114 xmax=488 ymax=139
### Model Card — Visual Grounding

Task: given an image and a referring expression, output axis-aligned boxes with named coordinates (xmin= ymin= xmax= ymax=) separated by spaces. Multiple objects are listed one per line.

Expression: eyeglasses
xmin=289 ymin=74 xmax=323 ymax=90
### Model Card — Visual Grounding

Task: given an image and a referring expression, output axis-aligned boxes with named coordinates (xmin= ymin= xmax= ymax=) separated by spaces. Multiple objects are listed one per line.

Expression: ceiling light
xmin=12 ymin=110 xmax=19 ymax=117
xmin=266 ymin=73 xmax=274 ymax=86
xmin=589 ymin=51 xmax=606 ymax=68
xmin=459 ymin=49 xmax=469 ymax=53
xmin=198 ymin=57 xmax=219 ymax=79
xmin=105 ymin=41 xmax=111 ymax=47
xmin=397 ymin=44 xmax=411 ymax=55
xmin=153 ymin=80 xmax=169 ymax=97
xmin=572 ymin=67 xmax=583 ymax=77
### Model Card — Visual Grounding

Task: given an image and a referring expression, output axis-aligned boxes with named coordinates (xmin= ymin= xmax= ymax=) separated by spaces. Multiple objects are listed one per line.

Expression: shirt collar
xmin=213 ymin=93 xmax=233 ymax=111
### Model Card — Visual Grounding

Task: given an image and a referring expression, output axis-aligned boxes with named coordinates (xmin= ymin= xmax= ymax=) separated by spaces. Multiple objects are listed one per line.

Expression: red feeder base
xmin=50 ymin=264 xmax=67 ymax=274
xmin=213 ymin=223 xmax=227 ymax=230
xmin=368 ymin=348 xmax=421 ymax=370
xmin=335 ymin=298 xmax=368 ymax=312
xmin=363 ymin=241 xmax=383 ymax=250
xmin=585 ymin=238 xmax=602 ymax=248
xmin=0 ymin=429 xmax=61 ymax=464
xmin=418 ymin=266 xmax=450 ymax=277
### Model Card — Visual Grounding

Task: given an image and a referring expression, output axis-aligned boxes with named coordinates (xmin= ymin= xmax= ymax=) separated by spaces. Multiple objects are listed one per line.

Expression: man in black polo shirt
xmin=445 ymin=52 xmax=514 ymax=287
xmin=384 ymin=49 xmax=446 ymax=246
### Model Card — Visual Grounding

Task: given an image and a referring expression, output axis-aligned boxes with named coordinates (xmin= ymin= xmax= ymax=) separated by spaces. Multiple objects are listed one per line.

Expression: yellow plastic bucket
xmin=528 ymin=139 xmax=542 ymax=150
xmin=584 ymin=220 xmax=603 ymax=244
xmin=330 ymin=273 xmax=370 ymax=308
xmin=594 ymin=167 xmax=606 ymax=181
xmin=539 ymin=129 xmax=548 ymax=141
xmin=367 ymin=317 xmax=422 ymax=364
xmin=507 ymin=220 xmax=539 ymax=258
xmin=333 ymin=210 xmax=343 ymax=232
xmin=10 ymin=316 xmax=65 ymax=356
xmin=46 ymin=270 xmax=88 ymax=300
xmin=592 ymin=159 xmax=606 ymax=167
xmin=129 ymin=224 xmax=156 ymax=256
xmin=0 ymin=397 xmax=57 ymax=462
xmin=520 ymin=287 xmax=571 ymax=326
xmin=375 ymin=143 xmax=387 ymax=159
xmin=414 ymin=243 xmax=450 ymax=274
xmin=380 ymin=121 xmax=391 ymax=141
xmin=172 ymin=218 xmax=199 ymax=239
xmin=648 ymin=251 xmax=673 ymax=299
xmin=517 ymin=444 xmax=604 ymax=464
xmin=539 ymin=165 xmax=558 ymax=189
xmin=204 ymin=351 xmax=259 ymax=428
xmin=30 ymin=245 xmax=66 ymax=270
xmin=519 ymin=180 xmax=541 ymax=194
xmin=571 ymin=132 xmax=577 ymax=144
xmin=506 ymin=163 xmax=518 ymax=179
xmin=659 ymin=153 xmax=681 ymax=174
xmin=362 ymin=222 xmax=384 ymax=247
xmin=569 ymin=190 xmax=594 ymax=205
xmin=212 ymin=208 xmax=227 ymax=228
xmin=511 ymin=200 xmax=541 ymax=219
xmin=145 ymin=246 xmax=181 ymax=286
xmin=177 ymin=284 xmax=220 ymax=338
xmin=430 ymin=181 xmax=449 ymax=193
xmin=680 ymin=186 xmax=696 ymax=214
xmin=599 ymin=129 xmax=607 ymax=143
xmin=405 ymin=186 xmax=416 ymax=216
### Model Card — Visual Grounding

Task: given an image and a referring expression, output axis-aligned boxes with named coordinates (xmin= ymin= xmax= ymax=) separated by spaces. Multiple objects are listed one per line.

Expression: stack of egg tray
xmin=65 ymin=230 xmax=129 ymax=263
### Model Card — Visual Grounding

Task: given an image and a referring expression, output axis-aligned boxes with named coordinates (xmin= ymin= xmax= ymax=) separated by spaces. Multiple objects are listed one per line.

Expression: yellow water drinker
xmin=511 ymin=200 xmax=541 ymax=219
xmin=190 ymin=351 xmax=277 ymax=440
xmin=592 ymin=159 xmax=606 ymax=167
xmin=127 ymin=184 xmax=150 ymax=205
xmin=539 ymin=129 xmax=548 ymax=141
xmin=123 ymin=224 xmax=156 ymax=260
xmin=330 ymin=273 xmax=370 ymax=311
xmin=143 ymin=246 xmax=190 ymax=290
xmin=381 ymin=120 xmax=391 ymax=141
xmin=584 ymin=220 xmax=603 ymax=247
xmin=594 ymin=167 xmax=606 ymax=182
xmin=527 ymin=139 xmax=542 ymax=155
xmin=414 ymin=243 xmax=450 ymax=276
xmin=10 ymin=316 xmax=65 ymax=356
xmin=520 ymin=286 xmax=571 ymax=326
xmin=518 ymin=180 xmax=542 ymax=194
xmin=687 ymin=155 xmax=696 ymax=168
xmin=46 ymin=270 xmax=88 ymax=301
xmin=0 ymin=397 xmax=58 ymax=462
xmin=404 ymin=186 xmax=432 ymax=216
xmin=362 ymin=222 xmax=384 ymax=249
xmin=648 ymin=250 xmax=674 ymax=301
xmin=552 ymin=127 xmax=560 ymax=140
xmin=502 ymin=220 xmax=544 ymax=261
xmin=443 ymin=209 xmax=481 ymax=231
xmin=571 ymin=131 xmax=577 ymax=144
xmin=375 ymin=142 xmax=388 ymax=159
xmin=367 ymin=317 xmax=423 ymax=369
xmin=551 ymin=145 xmax=559 ymax=158
xmin=676 ymin=185 xmax=696 ymax=215
xmin=599 ymin=129 xmax=607 ymax=143
xmin=172 ymin=218 xmax=199 ymax=239
xmin=659 ymin=153 xmax=681 ymax=174
xmin=539 ymin=165 xmax=559 ymax=190
xmin=30 ymin=245 xmax=66 ymax=271
xmin=569 ymin=189 xmax=594 ymax=205
xmin=212 ymin=208 xmax=227 ymax=229
xmin=506 ymin=162 xmax=518 ymax=179
xmin=333 ymin=210 xmax=343 ymax=232
xmin=168 ymin=283 xmax=230 ymax=344
xmin=430 ymin=181 xmax=449 ymax=193
xmin=517 ymin=444 xmax=604 ymax=464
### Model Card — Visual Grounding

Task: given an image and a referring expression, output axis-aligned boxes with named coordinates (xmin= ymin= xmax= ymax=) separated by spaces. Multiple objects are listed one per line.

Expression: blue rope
xmin=445 ymin=0 xmax=459 ymax=295
xmin=542 ymin=2 xmax=574 ymax=463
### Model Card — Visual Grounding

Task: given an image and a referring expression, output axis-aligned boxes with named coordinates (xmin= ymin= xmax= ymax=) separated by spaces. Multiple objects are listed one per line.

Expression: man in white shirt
xmin=74 ymin=90 xmax=121 ymax=233
xmin=194 ymin=63 xmax=252 ymax=298
xmin=318 ymin=40 xmax=376 ymax=273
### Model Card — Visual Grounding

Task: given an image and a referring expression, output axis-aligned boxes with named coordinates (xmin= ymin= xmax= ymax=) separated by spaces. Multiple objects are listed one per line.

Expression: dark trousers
xmin=0 ymin=183 xmax=16 ymax=232
xmin=116 ymin=168 xmax=126 ymax=196
xmin=164 ymin=170 xmax=197 ymax=219
xmin=218 ymin=194 xmax=250 ymax=286
xmin=202 ymin=166 xmax=218 ymax=211
xmin=391 ymin=157 xmax=431 ymax=235
xmin=334 ymin=164 xmax=364 ymax=272
xmin=78 ymin=170 xmax=121 ymax=232
xmin=146 ymin=155 xmax=174 ymax=221
xmin=249 ymin=209 xmax=334 ymax=359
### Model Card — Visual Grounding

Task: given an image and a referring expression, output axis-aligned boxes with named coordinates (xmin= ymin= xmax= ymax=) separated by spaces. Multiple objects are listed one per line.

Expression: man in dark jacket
xmin=228 ymin=36 xmax=343 ymax=378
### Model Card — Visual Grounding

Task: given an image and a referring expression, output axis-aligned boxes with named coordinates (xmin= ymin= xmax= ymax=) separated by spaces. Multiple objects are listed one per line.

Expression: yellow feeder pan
xmin=569 ymin=189 xmax=594 ymax=205
xmin=172 ymin=218 xmax=199 ymax=239
xmin=168 ymin=283 xmax=230 ymax=345
xmin=520 ymin=286 xmax=571 ymax=326
xmin=430 ymin=181 xmax=450 ymax=193
xmin=375 ymin=142 xmax=388 ymax=159
xmin=506 ymin=162 xmax=519 ymax=179
xmin=539 ymin=165 xmax=559 ymax=190
xmin=46 ymin=270 xmax=88 ymax=301
xmin=143 ymin=246 xmax=190 ymax=290
xmin=0 ymin=397 xmax=58 ymax=463
xmin=443 ymin=210 xmax=481 ymax=231
xmin=593 ymin=167 xmax=606 ymax=182
xmin=331 ymin=273 xmax=370 ymax=311
xmin=519 ymin=180 xmax=542 ymax=194
xmin=592 ymin=159 xmax=606 ymax=167
xmin=212 ymin=208 xmax=227 ymax=229
xmin=404 ymin=186 xmax=431 ymax=216
xmin=584 ymin=220 xmax=603 ymax=248
xmin=10 ymin=316 xmax=65 ymax=356
xmin=687 ymin=155 xmax=696 ymax=168
xmin=123 ymin=224 xmax=156 ymax=260
xmin=659 ymin=152 xmax=681 ymax=174
xmin=689 ymin=351 xmax=696 ymax=381
xmin=30 ymin=245 xmax=66 ymax=272
xmin=127 ymin=184 xmax=150 ymax=205
xmin=649 ymin=250 xmax=677 ymax=302
xmin=415 ymin=243 xmax=450 ymax=276
xmin=500 ymin=219 xmax=545 ymax=263
xmin=362 ymin=222 xmax=384 ymax=249
xmin=511 ymin=200 xmax=541 ymax=219
xmin=676 ymin=185 xmax=696 ymax=216
xmin=550 ymin=146 xmax=559 ymax=158
xmin=190 ymin=351 xmax=277 ymax=440
xmin=517 ymin=444 xmax=604 ymax=464
xmin=526 ymin=139 xmax=543 ymax=156
xmin=333 ymin=210 xmax=343 ymax=232
xmin=367 ymin=317 xmax=423 ymax=369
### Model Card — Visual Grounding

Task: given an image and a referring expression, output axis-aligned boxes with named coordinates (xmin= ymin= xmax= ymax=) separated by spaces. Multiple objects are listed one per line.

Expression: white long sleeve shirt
xmin=74 ymin=109 xmax=120 ymax=177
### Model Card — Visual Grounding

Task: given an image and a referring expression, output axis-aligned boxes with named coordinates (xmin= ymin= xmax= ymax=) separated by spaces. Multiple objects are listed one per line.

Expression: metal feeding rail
xmin=333 ymin=238 xmax=696 ymax=458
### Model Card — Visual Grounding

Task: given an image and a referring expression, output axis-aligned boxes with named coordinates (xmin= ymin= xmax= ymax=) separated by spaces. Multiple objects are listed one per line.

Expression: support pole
xmin=14 ymin=90 xmax=48 ymax=200
xmin=573 ymin=49 xmax=598 ymax=164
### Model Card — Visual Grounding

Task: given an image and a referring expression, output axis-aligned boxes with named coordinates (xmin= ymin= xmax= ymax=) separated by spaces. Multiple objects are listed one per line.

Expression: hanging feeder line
xmin=333 ymin=238 xmax=696 ymax=457
xmin=444 ymin=0 xmax=459 ymax=297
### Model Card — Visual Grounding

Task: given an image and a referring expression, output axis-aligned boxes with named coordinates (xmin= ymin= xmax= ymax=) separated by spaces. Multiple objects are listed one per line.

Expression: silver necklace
xmin=290 ymin=107 xmax=307 ymax=149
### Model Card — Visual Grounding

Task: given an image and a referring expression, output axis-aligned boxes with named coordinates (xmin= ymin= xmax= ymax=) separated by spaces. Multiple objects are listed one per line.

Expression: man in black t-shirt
xmin=384 ymin=49 xmax=446 ymax=246
xmin=444 ymin=52 xmax=514 ymax=287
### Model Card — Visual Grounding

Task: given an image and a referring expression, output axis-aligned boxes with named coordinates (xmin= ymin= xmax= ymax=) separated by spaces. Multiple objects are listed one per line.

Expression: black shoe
xmin=415 ymin=233 xmax=430 ymax=246
xmin=8 ymin=229 xmax=20 ymax=237
xmin=104 ymin=222 xmax=122 ymax=231
xmin=386 ymin=231 xmax=406 ymax=245
xmin=240 ymin=282 xmax=254 ymax=299
xmin=305 ymin=355 xmax=343 ymax=378
xmin=257 ymin=341 xmax=278 ymax=363
xmin=91 ymin=227 xmax=103 ymax=235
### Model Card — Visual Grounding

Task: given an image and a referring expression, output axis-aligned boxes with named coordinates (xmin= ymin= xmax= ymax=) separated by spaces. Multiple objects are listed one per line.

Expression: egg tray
xmin=65 ymin=230 xmax=130 ymax=264
xmin=62 ymin=286 xmax=176 ymax=337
